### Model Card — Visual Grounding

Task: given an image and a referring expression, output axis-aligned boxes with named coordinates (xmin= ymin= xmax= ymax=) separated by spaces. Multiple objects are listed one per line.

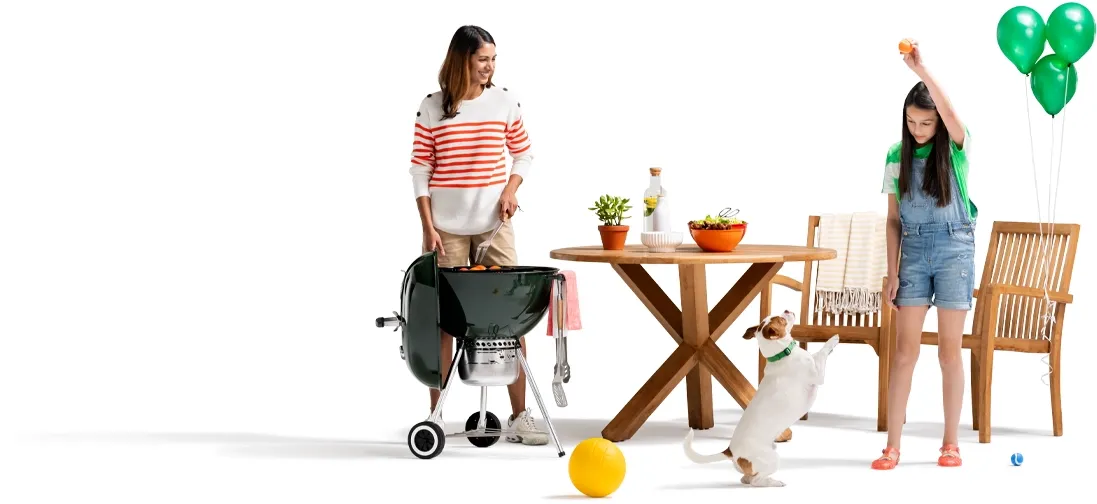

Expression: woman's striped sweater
xmin=408 ymin=85 xmax=533 ymax=236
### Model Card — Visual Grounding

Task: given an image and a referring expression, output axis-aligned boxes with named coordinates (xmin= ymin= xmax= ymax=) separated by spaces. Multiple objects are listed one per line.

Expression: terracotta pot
xmin=598 ymin=225 xmax=629 ymax=250
xmin=689 ymin=223 xmax=747 ymax=252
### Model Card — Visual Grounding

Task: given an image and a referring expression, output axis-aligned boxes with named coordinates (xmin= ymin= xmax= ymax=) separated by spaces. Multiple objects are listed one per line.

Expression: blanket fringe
xmin=814 ymin=288 xmax=882 ymax=315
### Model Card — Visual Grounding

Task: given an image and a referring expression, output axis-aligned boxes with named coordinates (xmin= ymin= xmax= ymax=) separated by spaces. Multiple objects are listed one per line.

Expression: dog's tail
xmin=683 ymin=429 xmax=731 ymax=464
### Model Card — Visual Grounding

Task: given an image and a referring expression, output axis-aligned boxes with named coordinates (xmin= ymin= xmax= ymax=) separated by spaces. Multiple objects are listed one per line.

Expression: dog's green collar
xmin=766 ymin=341 xmax=797 ymax=363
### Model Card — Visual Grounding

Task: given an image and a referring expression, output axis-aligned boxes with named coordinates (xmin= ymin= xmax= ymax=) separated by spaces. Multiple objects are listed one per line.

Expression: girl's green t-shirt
xmin=880 ymin=128 xmax=977 ymax=221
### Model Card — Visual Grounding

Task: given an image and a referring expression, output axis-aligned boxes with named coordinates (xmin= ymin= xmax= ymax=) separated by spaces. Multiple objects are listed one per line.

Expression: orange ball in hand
xmin=898 ymin=39 xmax=913 ymax=54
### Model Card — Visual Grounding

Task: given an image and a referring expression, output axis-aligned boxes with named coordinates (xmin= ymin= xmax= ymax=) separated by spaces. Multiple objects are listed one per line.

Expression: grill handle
xmin=375 ymin=311 xmax=403 ymax=331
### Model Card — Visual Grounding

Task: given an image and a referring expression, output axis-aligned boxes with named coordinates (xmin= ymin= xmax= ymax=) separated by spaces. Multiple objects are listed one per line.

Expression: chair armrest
xmin=973 ymin=287 xmax=978 ymax=298
xmin=919 ymin=330 xmax=979 ymax=348
xmin=986 ymin=283 xmax=1073 ymax=304
xmin=768 ymin=274 xmax=803 ymax=293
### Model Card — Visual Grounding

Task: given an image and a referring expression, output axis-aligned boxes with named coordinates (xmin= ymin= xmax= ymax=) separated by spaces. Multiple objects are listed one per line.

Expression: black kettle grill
xmin=376 ymin=250 xmax=569 ymax=459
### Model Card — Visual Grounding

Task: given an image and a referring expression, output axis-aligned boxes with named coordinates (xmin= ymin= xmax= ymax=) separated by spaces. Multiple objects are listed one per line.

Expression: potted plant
xmin=589 ymin=194 xmax=632 ymax=250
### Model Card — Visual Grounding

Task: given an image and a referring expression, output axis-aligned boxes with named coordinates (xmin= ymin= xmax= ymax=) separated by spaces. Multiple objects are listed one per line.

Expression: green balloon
xmin=1030 ymin=53 xmax=1078 ymax=116
xmin=1047 ymin=2 xmax=1095 ymax=63
xmin=997 ymin=6 xmax=1047 ymax=74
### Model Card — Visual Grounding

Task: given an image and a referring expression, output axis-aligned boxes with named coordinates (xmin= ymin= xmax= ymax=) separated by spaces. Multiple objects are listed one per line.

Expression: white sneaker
xmin=506 ymin=408 xmax=548 ymax=445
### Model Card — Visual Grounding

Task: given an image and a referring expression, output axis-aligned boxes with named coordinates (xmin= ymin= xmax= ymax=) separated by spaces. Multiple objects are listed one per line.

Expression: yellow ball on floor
xmin=568 ymin=437 xmax=626 ymax=498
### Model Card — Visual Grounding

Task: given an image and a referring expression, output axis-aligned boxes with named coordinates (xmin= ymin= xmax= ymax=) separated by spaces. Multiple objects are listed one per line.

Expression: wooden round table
xmin=549 ymin=243 xmax=837 ymax=442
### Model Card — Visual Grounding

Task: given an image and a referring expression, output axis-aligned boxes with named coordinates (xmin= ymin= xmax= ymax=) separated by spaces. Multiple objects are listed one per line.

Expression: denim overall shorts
xmin=894 ymin=159 xmax=977 ymax=311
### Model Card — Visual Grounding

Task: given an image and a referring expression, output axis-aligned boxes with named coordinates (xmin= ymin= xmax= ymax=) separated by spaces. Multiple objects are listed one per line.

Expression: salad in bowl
xmin=688 ymin=208 xmax=747 ymax=252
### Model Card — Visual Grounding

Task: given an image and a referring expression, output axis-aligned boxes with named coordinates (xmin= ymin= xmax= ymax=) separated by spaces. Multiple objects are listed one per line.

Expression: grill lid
xmin=399 ymin=250 xmax=443 ymax=389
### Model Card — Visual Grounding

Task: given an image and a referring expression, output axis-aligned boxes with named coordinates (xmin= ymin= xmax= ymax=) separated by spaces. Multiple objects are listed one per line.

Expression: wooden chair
xmin=917 ymin=221 xmax=1079 ymax=443
xmin=759 ymin=215 xmax=893 ymax=431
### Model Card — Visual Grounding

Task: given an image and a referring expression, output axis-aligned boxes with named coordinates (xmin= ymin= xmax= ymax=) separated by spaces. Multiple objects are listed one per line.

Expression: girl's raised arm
xmin=905 ymin=41 xmax=966 ymax=148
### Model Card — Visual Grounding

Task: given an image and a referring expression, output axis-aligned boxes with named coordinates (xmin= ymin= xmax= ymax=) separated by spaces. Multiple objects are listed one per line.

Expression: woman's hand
xmin=423 ymin=228 xmax=445 ymax=256
xmin=886 ymin=274 xmax=900 ymax=310
xmin=902 ymin=39 xmax=925 ymax=75
xmin=498 ymin=189 xmax=519 ymax=221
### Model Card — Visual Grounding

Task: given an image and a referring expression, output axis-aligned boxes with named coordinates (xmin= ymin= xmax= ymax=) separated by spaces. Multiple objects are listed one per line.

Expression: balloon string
xmin=1024 ymin=74 xmax=1048 ymax=386
xmin=1024 ymin=68 xmax=1069 ymax=386
xmin=1022 ymin=73 xmax=1048 ymax=386
xmin=1041 ymin=68 xmax=1072 ymax=385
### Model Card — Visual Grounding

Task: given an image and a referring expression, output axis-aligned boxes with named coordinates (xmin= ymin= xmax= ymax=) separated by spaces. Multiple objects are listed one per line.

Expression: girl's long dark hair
xmin=899 ymin=81 xmax=953 ymax=207
xmin=438 ymin=25 xmax=495 ymax=120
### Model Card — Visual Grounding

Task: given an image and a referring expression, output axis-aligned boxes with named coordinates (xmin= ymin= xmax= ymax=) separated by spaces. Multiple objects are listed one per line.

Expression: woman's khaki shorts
xmin=427 ymin=220 xmax=519 ymax=268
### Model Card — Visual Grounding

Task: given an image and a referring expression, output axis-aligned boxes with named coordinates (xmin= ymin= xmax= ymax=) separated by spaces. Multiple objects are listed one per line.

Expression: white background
xmin=2 ymin=0 xmax=1093 ymax=501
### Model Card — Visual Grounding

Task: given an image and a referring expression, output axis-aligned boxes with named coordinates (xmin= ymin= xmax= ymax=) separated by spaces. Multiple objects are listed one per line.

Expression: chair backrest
xmin=975 ymin=221 xmax=1081 ymax=340
xmin=799 ymin=215 xmax=886 ymax=331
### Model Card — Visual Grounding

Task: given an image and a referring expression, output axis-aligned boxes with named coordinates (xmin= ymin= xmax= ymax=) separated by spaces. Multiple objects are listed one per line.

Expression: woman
xmin=405 ymin=25 xmax=546 ymax=446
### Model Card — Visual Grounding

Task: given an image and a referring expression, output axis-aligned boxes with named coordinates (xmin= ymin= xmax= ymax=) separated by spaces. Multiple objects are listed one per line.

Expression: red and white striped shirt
xmin=408 ymin=85 xmax=533 ymax=235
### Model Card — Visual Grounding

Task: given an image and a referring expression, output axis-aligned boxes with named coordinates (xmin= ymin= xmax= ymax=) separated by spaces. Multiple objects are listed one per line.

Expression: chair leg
xmin=970 ymin=350 xmax=981 ymax=431
xmin=877 ymin=338 xmax=890 ymax=432
xmin=758 ymin=283 xmax=770 ymax=387
xmin=1050 ymin=341 xmax=1063 ymax=437
xmin=978 ymin=339 xmax=995 ymax=443
xmin=800 ymin=341 xmax=808 ymax=421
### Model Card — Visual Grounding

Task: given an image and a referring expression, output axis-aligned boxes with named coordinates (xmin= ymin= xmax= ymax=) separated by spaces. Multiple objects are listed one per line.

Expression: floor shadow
xmin=772 ymin=411 xmax=1052 ymax=440
xmin=27 ymin=409 xmax=1051 ymax=462
xmin=537 ymin=417 xmax=728 ymax=446
xmin=660 ymin=481 xmax=761 ymax=490
xmin=33 ymin=424 xmax=649 ymax=461
xmin=31 ymin=431 xmax=410 ymax=460
xmin=693 ymin=456 xmax=938 ymax=471
xmin=375 ymin=416 xmax=717 ymax=448
xmin=223 ymin=440 xmax=407 ymax=459
xmin=665 ymin=459 xmax=937 ymax=491
xmin=769 ymin=456 xmax=870 ymax=470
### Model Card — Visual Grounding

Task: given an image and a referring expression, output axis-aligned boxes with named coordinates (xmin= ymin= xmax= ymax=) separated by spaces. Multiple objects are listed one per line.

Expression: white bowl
xmin=641 ymin=231 xmax=683 ymax=253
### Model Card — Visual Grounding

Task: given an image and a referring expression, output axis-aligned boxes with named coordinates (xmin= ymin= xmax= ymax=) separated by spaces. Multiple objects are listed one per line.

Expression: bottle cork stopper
xmin=649 ymin=167 xmax=662 ymax=176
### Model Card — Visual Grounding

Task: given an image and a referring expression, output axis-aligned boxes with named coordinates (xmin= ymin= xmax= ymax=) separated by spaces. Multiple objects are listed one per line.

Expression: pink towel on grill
xmin=547 ymin=270 xmax=582 ymax=335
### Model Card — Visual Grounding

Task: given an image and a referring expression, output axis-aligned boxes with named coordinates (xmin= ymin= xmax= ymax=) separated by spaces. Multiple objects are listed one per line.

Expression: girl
xmin=873 ymin=39 xmax=977 ymax=470
xmin=405 ymin=25 xmax=547 ymax=446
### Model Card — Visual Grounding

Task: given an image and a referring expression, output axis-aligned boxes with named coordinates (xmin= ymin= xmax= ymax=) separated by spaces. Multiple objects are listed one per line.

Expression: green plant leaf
xmin=588 ymin=194 xmax=633 ymax=226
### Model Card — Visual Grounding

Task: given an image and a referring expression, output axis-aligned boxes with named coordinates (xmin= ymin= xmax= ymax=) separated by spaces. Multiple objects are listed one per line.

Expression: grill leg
xmin=429 ymin=339 xmax=464 ymax=424
xmin=477 ymin=386 xmax=488 ymax=430
xmin=517 ymin=347 xmax=565 ymax=457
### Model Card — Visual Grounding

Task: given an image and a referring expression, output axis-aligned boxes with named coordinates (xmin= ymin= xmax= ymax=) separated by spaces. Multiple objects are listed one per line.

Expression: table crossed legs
xmin=600 ymin=261 xmax=794 ymax=443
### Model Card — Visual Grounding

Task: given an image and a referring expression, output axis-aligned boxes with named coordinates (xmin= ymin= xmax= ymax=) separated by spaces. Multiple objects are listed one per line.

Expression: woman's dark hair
xmin=899 ymin=81 xmax=953 ymax=207
xmin=438 ymin=25 xmax=495 ymax=120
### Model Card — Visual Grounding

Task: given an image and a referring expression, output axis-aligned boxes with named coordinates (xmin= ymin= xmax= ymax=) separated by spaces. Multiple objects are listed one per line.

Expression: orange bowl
xmin=689 ymin=223 xmax=747 ymax=252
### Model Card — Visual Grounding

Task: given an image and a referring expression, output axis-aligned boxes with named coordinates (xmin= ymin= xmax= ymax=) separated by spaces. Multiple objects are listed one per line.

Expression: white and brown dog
xmin=683 ymin=310 xmax=839 ymax=487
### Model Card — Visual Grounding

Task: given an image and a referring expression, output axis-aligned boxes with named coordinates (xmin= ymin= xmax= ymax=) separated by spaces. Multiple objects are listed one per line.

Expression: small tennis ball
xmin=1011 ymin=452 xmax=1024 ymax=466
xmin=899 ymin=39 xmax=913 ymax=54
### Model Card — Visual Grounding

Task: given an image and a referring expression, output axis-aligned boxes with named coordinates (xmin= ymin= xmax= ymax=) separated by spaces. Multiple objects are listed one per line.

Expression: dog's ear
xmin=742 ymin=325 xmax=758 ymax=340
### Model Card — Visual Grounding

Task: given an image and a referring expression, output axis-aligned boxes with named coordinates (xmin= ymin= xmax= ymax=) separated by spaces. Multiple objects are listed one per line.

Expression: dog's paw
xmin=740 ymin=475 xmax=752 ymax=485
xmin=751 ymin=477 xmax=785 ymax=488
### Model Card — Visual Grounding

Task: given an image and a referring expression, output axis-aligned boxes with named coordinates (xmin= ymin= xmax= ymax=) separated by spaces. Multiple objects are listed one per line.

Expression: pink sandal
xmin=871 ymin=447 xmax=900 ymax=470
xmin=938 ymin=444 xmax=962 ymax=467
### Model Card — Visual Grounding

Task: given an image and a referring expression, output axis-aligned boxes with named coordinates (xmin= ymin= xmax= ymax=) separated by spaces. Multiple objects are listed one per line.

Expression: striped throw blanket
xmin=814 ymin=212 xmax=888 ymax=314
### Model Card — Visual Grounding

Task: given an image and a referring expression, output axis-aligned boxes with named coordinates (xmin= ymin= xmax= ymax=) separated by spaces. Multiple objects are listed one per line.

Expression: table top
xmin=549 ymin=244 xmax=836 ymax=265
